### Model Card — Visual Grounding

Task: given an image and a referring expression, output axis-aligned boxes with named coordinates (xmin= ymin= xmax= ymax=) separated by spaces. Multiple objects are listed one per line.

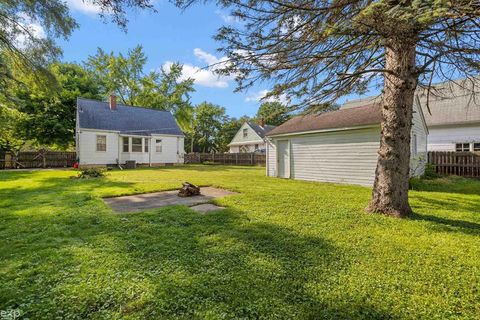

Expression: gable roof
xmin=416 ymin=84 xmax=480 ymax=126
xmin=267 ymin=104 xmax=381 ymax=136
xmin=77 ymin=98 xmax=183 ymax=136
xmin=247 ymin=122 xmax=277 ymax=138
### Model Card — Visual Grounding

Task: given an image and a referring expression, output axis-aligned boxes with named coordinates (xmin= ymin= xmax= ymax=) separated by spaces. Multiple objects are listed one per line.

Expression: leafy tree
xmin=176 ymin=0 xmax=480 ymax=217
xmin=0 ymin=106 xmax=27 ymax=152
xmin=87 ymin=46 xmax=195 ymax=123
xmin=0 ymin=1 xmax=154 ymax=101
xmin=12 ymin=63 xmax=102 ymax=149
xmin=184 ymin=102 xmax=227 ymax=153
xmin=255 ymin=102 xmax=291 ymax=126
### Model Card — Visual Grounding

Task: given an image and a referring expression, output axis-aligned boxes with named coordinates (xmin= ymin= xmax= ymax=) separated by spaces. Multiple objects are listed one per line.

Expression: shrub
xmin=422 ymin=163 xmax=440 ymax=179
xmin=76 ymin=167 xmax=106 ymax=179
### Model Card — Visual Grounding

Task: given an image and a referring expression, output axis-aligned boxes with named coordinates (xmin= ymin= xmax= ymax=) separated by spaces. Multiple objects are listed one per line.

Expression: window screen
xmin=132 ymin=138 xmax=142 ymax=152
xmin=156 ymin=139 xmax=162 ymax=153
xmin=96 ymin=135 xmax=106 ymax=152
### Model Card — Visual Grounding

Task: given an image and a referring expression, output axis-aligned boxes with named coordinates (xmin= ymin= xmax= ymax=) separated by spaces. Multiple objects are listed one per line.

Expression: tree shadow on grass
xmin=410 ymin=212 xmax=480 ymax=235
xmin=0 ymin=201 xmax=398 ymax=319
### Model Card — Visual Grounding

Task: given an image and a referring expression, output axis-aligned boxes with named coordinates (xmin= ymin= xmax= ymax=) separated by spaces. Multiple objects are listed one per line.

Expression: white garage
xmin=266 ymin=103 xmax=428 ymax=187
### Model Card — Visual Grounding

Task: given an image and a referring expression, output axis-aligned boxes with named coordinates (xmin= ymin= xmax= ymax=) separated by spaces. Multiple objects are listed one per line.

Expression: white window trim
xmin=155 ymin=139 xmax=163 ymax=153
xmin=122 ymin=137 xmax=130 ymax=153
xmin=96 ymin=135 xmax=107 ymax=152
xmin=131 ymin=137 xmax=143 ymax=153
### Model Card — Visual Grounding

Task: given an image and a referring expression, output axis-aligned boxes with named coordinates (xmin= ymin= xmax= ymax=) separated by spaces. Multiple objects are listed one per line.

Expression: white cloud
xmin=13 ymin=13 xmax=46 ymax=48
xmin=163 ymin=48 xmax=234 ymax=88
xmin=163 ymin=61 xmax=230 ymax=88
xmin=66 ymin=0 xmax=102 ymax=15
xmin=246 ymin=89 xmax=290 ymax=105
xmin=215 ymin=10 xmax=241 ymax=24
xmin=193 ymin=48 xmax=219 ymax=65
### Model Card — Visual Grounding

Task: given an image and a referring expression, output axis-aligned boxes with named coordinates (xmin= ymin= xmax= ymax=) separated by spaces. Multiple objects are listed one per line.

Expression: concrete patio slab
xmin=189 ymin=204 xmax=225 ymax=214
xmin=104 ymin=187 xmax=236 ymax=213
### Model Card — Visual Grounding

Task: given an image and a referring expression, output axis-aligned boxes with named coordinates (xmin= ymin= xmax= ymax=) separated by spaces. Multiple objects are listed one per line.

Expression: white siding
xmin=427 ymin=124 xmax=480 ymax=151
xmin=229 ymin=142 xmax=265 ymax=153
xmin=410 ymin=103 xmax=428 ymax=176
xmin=287 ymin=127 xmax=381 ymax=186
xmin=78 ymin=130 xmax=119 ymax=165
xmin=150 ymin=135 xmax=184 ymax=164
xmin=266 ymin=140 xmax=276 ymax=177
xmin=78 ymin=130 xmax=184 ymax=165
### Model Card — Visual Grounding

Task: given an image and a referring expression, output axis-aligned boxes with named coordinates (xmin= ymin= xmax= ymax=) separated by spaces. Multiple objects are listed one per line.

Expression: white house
xmin=265 ymin=102 xmax=428 ymax=186
xmin=228 ymin=121 xmax=276 ymax=153
xmin=76 ymin=96 xmax=185 ymax=167
xmin=417 ymin=81 xmax=480 ymax=152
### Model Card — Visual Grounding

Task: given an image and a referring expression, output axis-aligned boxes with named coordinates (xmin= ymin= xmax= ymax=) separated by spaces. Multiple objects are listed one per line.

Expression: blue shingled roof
xmin=77 ymin=98 xmax=184 ymax=136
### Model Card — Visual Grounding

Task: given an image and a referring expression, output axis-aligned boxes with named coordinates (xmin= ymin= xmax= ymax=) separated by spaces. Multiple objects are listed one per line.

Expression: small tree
xmin=176 ymin=0 xmax=480 ymax=217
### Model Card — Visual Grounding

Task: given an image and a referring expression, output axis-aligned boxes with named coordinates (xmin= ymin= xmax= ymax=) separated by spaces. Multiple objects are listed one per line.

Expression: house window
xmin=474 ymin=143 xmax=480 ymax=151
xmin=156 ymin=139 xmax=162 ymax=153
xmin=122 ymin=137 xmax=129 ymax=152
xmin=243 ymin=128 xmax=248 ymax=138
xmin=412 ymin=134 xmax=417 ymax=156
xmin=455 ymin=143 xmax=470 ymax=152
xmin=255 ymin=144 xmax=259 ymax=150
xmin=96 ymin=135 xmax=106 ymax=152
xmin=132 ymin=137 xmax=142 ymax=152
xmin=144 ymin=138 xmax=149 ymax=152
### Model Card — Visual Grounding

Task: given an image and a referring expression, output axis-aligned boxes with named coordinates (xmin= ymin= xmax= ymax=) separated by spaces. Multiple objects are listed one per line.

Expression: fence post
xmin=212 ymin=153 xmax=215 ymax=163
xmin=251 ymin=153 xmax=254 ymax=165
xmin=235 ymin=153 xmax=238 ymax=165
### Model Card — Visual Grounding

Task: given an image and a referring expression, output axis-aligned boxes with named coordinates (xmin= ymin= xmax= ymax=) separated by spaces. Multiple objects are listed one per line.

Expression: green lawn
xmin=0 ymin=166 xmax=479 ymax=319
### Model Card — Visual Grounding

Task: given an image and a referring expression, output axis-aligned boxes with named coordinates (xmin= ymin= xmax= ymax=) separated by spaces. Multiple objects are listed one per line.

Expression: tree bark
xmin=366 ymin=42 xmax=418 ymax=218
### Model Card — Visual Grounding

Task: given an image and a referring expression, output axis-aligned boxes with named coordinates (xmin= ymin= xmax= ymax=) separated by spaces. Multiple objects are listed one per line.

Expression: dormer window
xmin=243 ymin=128 xmax=248 ymax=138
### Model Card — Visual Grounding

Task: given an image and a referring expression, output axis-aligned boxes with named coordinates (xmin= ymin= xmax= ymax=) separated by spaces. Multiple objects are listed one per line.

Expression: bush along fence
xmin=185 ymin=152 xmax=266 ymax=166
xmin=428 ymin=151 xmax=480 ymax=178
xmin=0 ymin=150 xmax=76 ymax=170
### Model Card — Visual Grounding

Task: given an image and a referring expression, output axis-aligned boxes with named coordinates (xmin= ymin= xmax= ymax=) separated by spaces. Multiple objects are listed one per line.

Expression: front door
xmin=277 ymin=140 xmax=290 ymax=178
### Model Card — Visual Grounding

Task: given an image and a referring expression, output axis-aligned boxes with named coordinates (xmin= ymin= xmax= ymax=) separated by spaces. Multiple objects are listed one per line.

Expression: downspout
xmin=149 ymin=137 xmax=152 ymax=167
xmin=117 ymin=134 xmax=123 ymax=170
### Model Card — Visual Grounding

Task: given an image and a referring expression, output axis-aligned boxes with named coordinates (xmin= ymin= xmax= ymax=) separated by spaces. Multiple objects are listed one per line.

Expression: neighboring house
xmin=76 ymin=96 xmax=185 ymax=167
xmin=418 ymin=81 xmax=480 ymax=152
xmin=265 ymin=102 xmax=428 ymax=186
xmin=228 ymin=120 xmax=276 ymax=153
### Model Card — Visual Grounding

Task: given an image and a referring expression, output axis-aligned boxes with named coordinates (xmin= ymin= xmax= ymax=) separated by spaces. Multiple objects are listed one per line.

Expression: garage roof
xmin=267 ymin=103 xmax=381 ymax=136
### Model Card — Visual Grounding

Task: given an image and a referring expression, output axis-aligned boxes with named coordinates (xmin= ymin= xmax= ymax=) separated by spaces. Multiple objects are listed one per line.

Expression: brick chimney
xmin=109 ymin=94 xmax=117 ymax=111
xmin=259 ymin=117 xmax=265 ymax=128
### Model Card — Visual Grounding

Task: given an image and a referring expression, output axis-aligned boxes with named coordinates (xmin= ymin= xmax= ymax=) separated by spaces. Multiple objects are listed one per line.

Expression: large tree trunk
xmin=366 ymin=42 xmax=418 ymax=218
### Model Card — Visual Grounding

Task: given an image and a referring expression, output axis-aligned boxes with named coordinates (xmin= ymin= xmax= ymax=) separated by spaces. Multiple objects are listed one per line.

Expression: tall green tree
xmin=0 ymin=106 xmax=27 ymax=152
xmin=184 ymin=102 xmax=227 ymax=153
xmin=12 ymin=63 xmax=102 ymax=149
xmin=176 ymin=0 xmax=480 ymax=217
xmin=0 ymin=1 xmax=155 ymax=101
xmin=87 ymin=46 xmax=195 ymax=123
xmin=255 ymin=102 xmax=291 ymax=126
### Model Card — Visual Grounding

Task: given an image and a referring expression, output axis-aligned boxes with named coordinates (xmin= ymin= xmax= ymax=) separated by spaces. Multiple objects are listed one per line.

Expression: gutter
xmin=267 ymin=124 xmax=380 ymax=138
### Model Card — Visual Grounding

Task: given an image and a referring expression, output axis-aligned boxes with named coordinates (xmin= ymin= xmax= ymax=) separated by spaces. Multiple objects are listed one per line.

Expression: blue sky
xmin=58 ymin=1 xmax=368 ymax=118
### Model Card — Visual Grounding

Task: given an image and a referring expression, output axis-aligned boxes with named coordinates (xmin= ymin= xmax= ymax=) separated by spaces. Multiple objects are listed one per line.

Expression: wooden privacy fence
xmin=185 ymin=152 xmax=266 ymax=166
xmin=0 ymin=150 xmax=76 ymax=169
xmin=428 ymin=151 xmax=480 ymax=178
